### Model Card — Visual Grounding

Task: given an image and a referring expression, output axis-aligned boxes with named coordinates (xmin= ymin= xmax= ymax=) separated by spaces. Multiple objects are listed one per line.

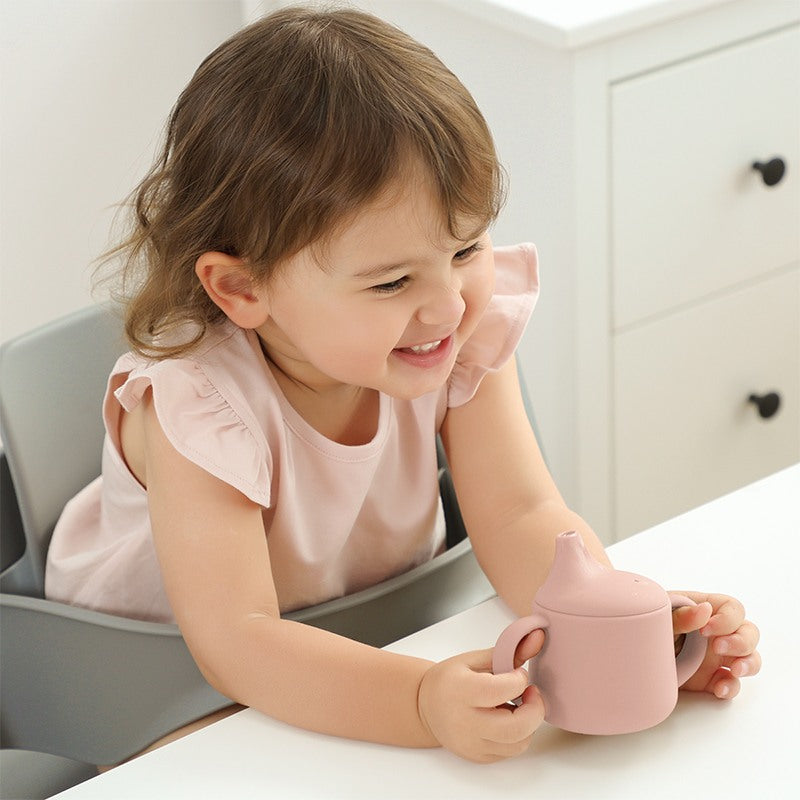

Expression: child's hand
xmin=671 ymin=592 xmax=761 ymax=699
xmin=418 ymin=631 xmax=545 ymax=763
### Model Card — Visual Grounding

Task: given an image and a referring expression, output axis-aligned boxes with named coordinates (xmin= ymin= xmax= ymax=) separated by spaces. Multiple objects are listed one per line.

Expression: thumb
xmin=672 ymin=601 xmax=713 ymax=635
xmin=459 ymin=648 xmax=530 ymax=707
xmin=460 ymin=646 xmax=526 ymax=674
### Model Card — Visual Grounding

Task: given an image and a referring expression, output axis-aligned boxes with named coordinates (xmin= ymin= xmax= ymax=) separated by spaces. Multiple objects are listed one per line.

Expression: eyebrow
xmin=351 ymin=261 xmax=411 ymax=280
xmin=349 ymin=234 xmax=484 ymax=281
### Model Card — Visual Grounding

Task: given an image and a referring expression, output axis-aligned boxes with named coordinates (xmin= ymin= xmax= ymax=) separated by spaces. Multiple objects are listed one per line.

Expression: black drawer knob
xmin=752 ymin=157 xmax=786 ymax=187
xmin=748 ymin=391 xmax=781 ymax=419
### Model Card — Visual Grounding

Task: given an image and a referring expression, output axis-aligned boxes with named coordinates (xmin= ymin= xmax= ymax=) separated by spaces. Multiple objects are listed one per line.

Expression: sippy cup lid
xmin=535 ymin=531 xmax=668 ymax=617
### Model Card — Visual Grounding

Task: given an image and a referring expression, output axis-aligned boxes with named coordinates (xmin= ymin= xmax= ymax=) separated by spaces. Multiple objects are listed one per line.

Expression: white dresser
xmin=361 ymin=0 xmax=800 ymax=541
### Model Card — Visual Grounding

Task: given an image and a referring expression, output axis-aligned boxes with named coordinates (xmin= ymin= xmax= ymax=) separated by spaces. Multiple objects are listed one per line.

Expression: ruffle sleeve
xmin=447 ymin=242 xmax=540 ymax=407
xmin=112 ymin=354 xmax=272 ymax=507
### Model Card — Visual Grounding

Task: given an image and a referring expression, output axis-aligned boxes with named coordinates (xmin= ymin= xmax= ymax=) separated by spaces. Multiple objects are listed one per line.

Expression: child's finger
xmin=672 ymin=602 xmax=713 ymax=634
xmin=729 ymin=652 xmax=761 ymax=678
xmin=698 ymin=595 xmax=746 ymax=636
xmin=707 ymin=668 xmax=741 ymax=700
xmin=712 ymin=622 xmax=760 ymax=657
xmin=513 ymin=629 xmax=545 ymax=668
xmin=479 ymin=685 xmax=545 ymax=744
xmin=458 ymin=649 xmax=531 ymax=708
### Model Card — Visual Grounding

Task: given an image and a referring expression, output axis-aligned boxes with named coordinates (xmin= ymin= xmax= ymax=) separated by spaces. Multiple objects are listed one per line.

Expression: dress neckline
xmin=244 ymin=327 xmax=391 ymax=459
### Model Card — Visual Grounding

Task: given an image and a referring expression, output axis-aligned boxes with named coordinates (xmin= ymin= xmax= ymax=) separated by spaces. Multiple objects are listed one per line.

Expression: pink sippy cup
xmin=492 ymin=531 xmax=707 ymax=735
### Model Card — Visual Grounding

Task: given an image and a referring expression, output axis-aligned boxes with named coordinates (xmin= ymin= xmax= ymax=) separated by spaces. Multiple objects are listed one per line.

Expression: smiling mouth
xmin=398 ymin=339 xmax=443 ymax=355
xmin=392 ymin=335 xmax=454 ymax=366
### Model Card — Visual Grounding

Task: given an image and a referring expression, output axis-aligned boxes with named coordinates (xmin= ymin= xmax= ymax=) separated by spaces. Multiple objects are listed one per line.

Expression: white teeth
xmin=407 ymin=340 xmax=442 ymax=354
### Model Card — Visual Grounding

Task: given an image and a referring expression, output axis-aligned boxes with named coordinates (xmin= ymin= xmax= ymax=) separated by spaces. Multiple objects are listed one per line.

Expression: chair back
xmin=0 ymin=311 xmax=233 ymax=770
xmin=0 ymin=305 xmax=126 ymax=594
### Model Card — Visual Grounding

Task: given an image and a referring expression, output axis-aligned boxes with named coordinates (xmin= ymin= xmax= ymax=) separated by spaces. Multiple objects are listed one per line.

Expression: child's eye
xmin=371 ymin=275 xmax=410 ymax=294
xmin=453 ymin=242 xmax=484 ymax=261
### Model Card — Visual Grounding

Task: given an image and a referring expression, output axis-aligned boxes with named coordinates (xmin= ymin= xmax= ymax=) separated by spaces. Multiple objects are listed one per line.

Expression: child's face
xmin=256 ymin=170 xmax=495 ymax=400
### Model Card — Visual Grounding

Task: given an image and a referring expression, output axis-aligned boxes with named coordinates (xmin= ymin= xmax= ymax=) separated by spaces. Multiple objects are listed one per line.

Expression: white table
xmin=54 ymin=464 xmax=799 ymax=799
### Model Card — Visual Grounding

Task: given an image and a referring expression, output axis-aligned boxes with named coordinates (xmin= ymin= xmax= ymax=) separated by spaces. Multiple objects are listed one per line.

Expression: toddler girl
xmin=45 ymin=5 xmax=760 ymax=763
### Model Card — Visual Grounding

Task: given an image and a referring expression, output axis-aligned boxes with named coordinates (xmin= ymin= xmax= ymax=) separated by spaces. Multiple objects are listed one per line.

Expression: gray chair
xmin=0 ymin=304 xmax=506 ymax=795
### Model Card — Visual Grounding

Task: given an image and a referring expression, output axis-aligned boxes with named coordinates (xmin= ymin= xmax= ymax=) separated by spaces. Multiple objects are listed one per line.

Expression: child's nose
xmin=416 ymin=281 xmax=466 ymax=327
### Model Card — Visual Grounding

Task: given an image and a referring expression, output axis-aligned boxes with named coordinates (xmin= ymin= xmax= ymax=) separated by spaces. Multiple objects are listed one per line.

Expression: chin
xmin=384 ymin=372 xmax=453 ymax=401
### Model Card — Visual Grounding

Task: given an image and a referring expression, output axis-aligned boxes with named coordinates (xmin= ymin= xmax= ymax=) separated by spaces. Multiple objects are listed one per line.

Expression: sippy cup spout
xmin=548 ymin=530 xmax=607 ymax=583
xmin=534 ymin=531 xmax=612 ymax=615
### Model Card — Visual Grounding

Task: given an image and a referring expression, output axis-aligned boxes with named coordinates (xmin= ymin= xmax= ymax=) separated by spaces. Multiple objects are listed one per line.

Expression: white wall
xmin=0 ymin=0 xmax=244 ymax=343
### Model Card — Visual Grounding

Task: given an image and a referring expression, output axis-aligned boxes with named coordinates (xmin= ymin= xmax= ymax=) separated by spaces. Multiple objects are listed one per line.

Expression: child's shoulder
xmin=115 ymin=320 xmax=258 ymax=391
xmin=109 ymin=321 xmax=273 ymax=504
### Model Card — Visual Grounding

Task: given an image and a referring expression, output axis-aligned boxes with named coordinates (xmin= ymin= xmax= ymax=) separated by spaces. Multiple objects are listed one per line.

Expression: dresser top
xmin=438 ymin=0 xmax=737 ymax=48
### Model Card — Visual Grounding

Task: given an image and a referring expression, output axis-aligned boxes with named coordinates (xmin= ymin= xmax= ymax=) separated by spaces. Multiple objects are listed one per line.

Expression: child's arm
xmin=443 ymin=359 xmax=762 ymax=695
xmin=137 ymin=388 xmax=544 ymax=762
xmin=441 ymin=357 xmax=610 ymax=617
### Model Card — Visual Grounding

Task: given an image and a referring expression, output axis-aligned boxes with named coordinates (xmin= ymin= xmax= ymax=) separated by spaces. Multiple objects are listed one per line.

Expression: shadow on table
xmin=529 ymin=691 xmax=729 ymax=766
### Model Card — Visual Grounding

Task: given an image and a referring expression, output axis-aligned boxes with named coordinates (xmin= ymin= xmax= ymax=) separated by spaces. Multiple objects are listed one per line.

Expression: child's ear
xmin=195 ymin=251 xmax=270 ymax=328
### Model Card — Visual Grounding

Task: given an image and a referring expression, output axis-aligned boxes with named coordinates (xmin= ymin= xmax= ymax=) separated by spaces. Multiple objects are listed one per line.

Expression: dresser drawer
xmin=611 ymin=25 xmax=800 ymax=329
xmin=612 ymin=267 xmax=799 ymax=539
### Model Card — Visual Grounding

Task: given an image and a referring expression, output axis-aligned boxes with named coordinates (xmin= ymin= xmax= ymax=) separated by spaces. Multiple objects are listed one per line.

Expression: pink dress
xmin=45 ymin=244 xmax=539 ymax=622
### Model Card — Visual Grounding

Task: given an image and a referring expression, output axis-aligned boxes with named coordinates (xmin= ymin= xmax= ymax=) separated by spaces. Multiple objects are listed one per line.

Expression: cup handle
xmin=669 ymin=594 xmax=709 ymax=685
xmin=492 ymin=613 xmax=549 ymax=676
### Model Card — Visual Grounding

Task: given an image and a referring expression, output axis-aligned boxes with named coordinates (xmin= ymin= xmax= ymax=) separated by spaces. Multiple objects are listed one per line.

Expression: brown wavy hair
xmin=103 ymin=5 xmax=505 ymax=358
